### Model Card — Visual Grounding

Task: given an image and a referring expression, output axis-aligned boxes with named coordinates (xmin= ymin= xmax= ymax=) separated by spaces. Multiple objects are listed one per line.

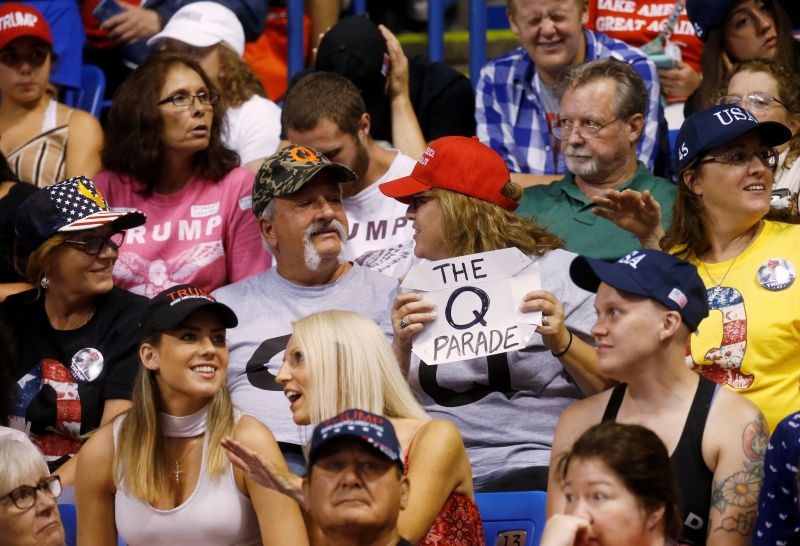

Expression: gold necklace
xmin=701 ymin=228 xmax=759 ymax=296
xmin=169 ymin=438 xmax=200 ymax=484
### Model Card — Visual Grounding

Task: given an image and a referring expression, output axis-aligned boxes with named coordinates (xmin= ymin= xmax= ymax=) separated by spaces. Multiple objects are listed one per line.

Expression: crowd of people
xmin=2 ymin=0 xmax=800 ymax=545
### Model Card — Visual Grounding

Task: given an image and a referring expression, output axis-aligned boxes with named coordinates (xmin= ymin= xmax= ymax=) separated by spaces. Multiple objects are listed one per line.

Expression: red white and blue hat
xmin=570 ymin=249 xmax=709 ymax=331
xmin=15 ymin=176 xmax=146 ymax=255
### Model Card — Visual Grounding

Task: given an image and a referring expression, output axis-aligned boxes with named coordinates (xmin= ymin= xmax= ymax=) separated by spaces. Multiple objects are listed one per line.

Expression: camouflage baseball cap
xmin=252 ymin=144 xmax=357 ymax=218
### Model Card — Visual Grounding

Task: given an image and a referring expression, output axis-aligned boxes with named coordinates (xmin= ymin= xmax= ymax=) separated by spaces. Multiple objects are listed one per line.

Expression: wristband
xmin=551 ymin=329 xmax=573 ymax=358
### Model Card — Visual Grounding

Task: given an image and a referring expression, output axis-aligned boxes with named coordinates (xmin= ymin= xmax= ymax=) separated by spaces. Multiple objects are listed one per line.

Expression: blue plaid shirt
xmin=476 ymin=29 xmax=662 ymax=175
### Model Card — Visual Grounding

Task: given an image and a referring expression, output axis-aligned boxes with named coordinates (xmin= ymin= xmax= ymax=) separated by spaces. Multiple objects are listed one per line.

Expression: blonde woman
xmin=75 ymin=284 xmax=307 ymax=546
xmin=223 ymin=310 xmax=484 ymax=546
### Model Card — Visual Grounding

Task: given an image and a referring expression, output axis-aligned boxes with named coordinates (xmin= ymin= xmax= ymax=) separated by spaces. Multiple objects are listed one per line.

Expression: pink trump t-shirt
xmin=94 ymin=167 xmax=270 ymax=297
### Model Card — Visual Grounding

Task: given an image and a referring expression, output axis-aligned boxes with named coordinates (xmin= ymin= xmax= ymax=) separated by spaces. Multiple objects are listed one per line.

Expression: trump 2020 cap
xmin=569 ymin=249 xmax=709 ymax=331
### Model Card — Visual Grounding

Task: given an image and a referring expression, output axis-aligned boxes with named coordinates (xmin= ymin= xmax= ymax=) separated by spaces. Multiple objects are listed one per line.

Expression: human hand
xmin=102 ymin=3 xmax=162 ymax=44
xmin=658 ymin=60 xmax=701 ymax=98
xmin=522 ymin=290 xmax=570 ymax=355
xmin=221 ymin=437 xmax=307 ymax=510
xmin=592 ymin=189 xmax=662 ymax=240
xmin=392 ymin=292 xmax=436 ymax=352
xmin=539 ymin=514 xmax=592 ymax=546
xmin=378 ymin=24 xmax=409 ymax=100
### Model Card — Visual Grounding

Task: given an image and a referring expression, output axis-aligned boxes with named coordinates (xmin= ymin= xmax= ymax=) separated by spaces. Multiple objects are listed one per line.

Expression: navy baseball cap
xmin=673 ymin=104 xmax=792 ymax=173
xmin=138 ymin=284 xmax=238 ymax=338
xmin=307 ymin=409 xmax=403 ymax=471
xmin=570 ymin=249 xmax=709 ymax=331
xmin=686 ymin=0 xmax=738 ymax=41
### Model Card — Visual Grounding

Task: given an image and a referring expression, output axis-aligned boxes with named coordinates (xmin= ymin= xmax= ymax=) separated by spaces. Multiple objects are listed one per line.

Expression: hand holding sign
xmin=400 ymin=248 xmax=543 ymax=365
xmin=523 ymin=290 xmax=570 ymax=355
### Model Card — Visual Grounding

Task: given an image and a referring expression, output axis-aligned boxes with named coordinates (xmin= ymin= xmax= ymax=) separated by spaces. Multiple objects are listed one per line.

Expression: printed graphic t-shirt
xmin=94 ymin=168 xmax=271 ymax=296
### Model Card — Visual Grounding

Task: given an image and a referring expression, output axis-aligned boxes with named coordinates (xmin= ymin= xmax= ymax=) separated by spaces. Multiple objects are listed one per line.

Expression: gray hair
xmin=557 ymin=58 xmax=648 ymax=122
xmin=0 ymin=428 xmax=48 ymax=495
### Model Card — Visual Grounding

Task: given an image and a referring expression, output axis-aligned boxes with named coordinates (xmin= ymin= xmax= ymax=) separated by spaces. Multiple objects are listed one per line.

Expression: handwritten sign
xmin=401 ymin=248 xmax=542 ymax=364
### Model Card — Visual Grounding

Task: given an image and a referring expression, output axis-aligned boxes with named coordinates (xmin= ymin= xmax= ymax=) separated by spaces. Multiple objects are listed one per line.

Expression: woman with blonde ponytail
xmin=75 ymin=284 xmax=307 ymax=546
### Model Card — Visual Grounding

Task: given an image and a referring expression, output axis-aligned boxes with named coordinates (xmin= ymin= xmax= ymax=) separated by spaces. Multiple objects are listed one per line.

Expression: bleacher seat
xmin=475 ymin=490 xmax=547 ymax=546
xmin=62 ymin=64 xmax=106 ymax=119
xmin=59 ymin=503 xmax=125 ymax=546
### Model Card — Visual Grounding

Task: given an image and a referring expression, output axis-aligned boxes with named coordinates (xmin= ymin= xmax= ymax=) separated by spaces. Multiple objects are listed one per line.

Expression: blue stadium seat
xmin=59 ymin=503 xmax=125 ymax=546
xmin=62 ymin=64 xmax=107 ymax=119
xmin=475 ymin=491 xmax=548 ymax=546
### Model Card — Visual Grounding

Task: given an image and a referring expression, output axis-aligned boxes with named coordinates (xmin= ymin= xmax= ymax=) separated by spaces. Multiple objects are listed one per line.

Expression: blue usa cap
xmin=570 ymin=249 xmax=709 ymax=331
xmin=673 ymin=104 xmax=792 ymax=173
xmin=307 ymin=408 xmax=403 ymax=471
xmin=686 ymin=0 xmax=737 ymax=41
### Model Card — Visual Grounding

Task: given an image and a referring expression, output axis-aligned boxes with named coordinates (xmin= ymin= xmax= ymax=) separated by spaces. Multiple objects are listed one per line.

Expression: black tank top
xmin=602 ymin=376 xmax=718 ymax=546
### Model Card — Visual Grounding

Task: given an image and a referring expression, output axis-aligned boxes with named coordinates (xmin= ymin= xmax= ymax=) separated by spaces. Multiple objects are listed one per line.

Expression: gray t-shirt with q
xmin=213 ymin=264 xmax=399 ymax=445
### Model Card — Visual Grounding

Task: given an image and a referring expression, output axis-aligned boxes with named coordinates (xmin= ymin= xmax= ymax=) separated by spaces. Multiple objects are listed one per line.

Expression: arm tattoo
xmin=710 ymin=414 xmax=768 ymax=536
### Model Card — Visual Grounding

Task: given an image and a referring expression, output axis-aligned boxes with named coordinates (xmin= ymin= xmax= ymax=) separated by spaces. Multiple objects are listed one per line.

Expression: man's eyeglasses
xmin=2 ymin=476 xmax=61 ymax=510
xmin=552 ymin=118 xmax=619 ymax=140
xmin=158 ymin=92 xmax=220 ymax=108
xmin=696 ymin=148 xmax=778 ymax=170
xmin=64 ymin=232 xmax=125 ymax=256
xmin=0 ymin=47 xmax=49 ymax=69
xmin=718 ymin=92 xmax=789 ymax=114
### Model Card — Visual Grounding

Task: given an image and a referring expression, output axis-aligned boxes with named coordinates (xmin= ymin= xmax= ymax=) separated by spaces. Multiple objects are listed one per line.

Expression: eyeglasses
xmin=157 ymin=92 xmax=220 ymax=108
xmin=696 ymin=148 xmax=778 ymax=170
xmin=2 ymin=476 xmax=61 ymax=510
xmin=552 ymin=118 xmax=619 ymax=140
xmin=718 ymin=93 xmax=789 ymax=114
xmin=0 ymin=47 xmax=49 ymax=69
xmin=409 ymin=195 xmax=432 ymax=210
xmin=64 ymin=232 xmax=125 ymax=256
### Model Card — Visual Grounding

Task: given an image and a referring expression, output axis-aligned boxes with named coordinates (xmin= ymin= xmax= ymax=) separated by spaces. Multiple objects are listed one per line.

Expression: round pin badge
xmin=757 ymin=258 xmax=796 ymax=291
xmin=70 ymin=348 xmax=105 ymax=382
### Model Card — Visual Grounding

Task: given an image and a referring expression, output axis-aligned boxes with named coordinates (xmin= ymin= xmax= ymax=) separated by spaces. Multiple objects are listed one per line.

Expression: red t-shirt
xmin=585 ymin=0 xmax=703 ymax=72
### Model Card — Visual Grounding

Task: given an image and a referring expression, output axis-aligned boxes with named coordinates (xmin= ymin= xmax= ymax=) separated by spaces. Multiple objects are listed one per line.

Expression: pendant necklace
xmin=171 ymin=438 xmax=200 ymax=484
xmin=701 ymin=228 xmax=759 ymax=298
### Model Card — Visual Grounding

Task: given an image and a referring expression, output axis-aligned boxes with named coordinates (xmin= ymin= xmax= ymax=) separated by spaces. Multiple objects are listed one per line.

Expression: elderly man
xmin=477 ymin=0 xmax=665 ymax=187
xmin=516 ymin=59 xmax=675 ymax=260
xmin=303 ymin=409 xmax=413 ymax=546
xmin=213 ymin=146 xmax=399 ymax=472
xmin=283 ymin=72 xmax=418 ymax=278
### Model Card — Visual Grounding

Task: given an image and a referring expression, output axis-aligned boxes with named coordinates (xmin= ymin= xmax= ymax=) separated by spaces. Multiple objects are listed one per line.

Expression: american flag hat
xmin=15 ymin=176 xmax=146 ymax=255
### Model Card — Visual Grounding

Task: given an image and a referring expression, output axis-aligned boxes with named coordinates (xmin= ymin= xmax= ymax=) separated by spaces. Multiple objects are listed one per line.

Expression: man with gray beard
xmin=516 ymin=59 xmax=676 ymax=260
xmin=213 ymin=145 xmax=400 ymax=473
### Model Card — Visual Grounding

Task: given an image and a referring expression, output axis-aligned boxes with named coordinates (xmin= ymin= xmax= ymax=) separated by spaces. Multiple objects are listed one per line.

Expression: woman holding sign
xmin=380 ymin=136 xmax=606 ymax=492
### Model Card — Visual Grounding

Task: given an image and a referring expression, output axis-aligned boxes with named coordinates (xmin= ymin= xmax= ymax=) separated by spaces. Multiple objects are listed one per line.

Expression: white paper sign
xmin=401 ymin=248 xmax=542 ymax=364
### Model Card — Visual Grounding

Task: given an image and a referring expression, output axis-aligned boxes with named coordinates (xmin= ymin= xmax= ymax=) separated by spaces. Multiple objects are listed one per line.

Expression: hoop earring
xmin=40 ymin=275 xmax=49 ymax=289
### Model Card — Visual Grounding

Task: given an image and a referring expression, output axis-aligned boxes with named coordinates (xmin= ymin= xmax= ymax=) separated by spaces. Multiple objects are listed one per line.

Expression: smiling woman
xmin=75 ymin=284 xmax=308 ymax=546
xmin=1 ymin=176 xmax=149 ymax=492
xmin=93 ymin=52 xmax=271 ymax=297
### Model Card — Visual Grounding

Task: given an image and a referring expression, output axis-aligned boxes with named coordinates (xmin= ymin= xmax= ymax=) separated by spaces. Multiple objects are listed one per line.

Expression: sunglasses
xmin=64 ymin=232 xmax=125 ymax=256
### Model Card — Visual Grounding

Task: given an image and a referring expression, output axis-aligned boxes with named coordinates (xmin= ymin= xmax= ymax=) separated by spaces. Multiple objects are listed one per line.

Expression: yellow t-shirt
xmin=688 ymin=221 xmax=800 ymax=432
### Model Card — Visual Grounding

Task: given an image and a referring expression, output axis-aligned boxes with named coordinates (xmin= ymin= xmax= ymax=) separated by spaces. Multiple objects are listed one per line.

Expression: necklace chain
xmin=701 ymin=228 xmax=759 ymax=294
xmin=169 ymin=437 xmax=200 ymax=484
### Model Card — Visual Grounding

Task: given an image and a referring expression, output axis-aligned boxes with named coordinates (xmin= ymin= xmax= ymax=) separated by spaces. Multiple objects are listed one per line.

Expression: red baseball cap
xmin=379 ymin=136 xmax=518 ymax=211
xmin=0 ymin=3 xmax=52 ymax=50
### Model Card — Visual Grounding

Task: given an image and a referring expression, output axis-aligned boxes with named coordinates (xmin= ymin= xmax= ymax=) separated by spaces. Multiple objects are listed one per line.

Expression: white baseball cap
xmin=147 ymin=1 xmax=245 ymax=57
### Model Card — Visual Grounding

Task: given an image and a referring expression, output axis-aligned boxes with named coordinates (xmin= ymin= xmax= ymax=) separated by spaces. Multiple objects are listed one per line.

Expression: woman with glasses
xmin=0 ymin=176 xmax=148 ymax=492
xmin=378 ymin=136 xmax=604 ymax=492
xmin=94 ymin=51 xmax=270 ymax=297
xmin=0 ymin=3 xmax=103 ymax=189
xmin=0 ymin=427 xmax=65 ymax=546
xmin=75 ymin=284 xmax=308 ymax=546
xmin=718 ymin=59 xmax=800 ymax=207
xmin=684 ymin=0 xmax=799 ymax=116
xmin=594 ymin=104 xmax=798 ymax=433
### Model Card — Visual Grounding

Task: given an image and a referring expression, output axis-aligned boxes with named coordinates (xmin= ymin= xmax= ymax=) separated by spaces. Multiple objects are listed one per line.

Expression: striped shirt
xmin=476 ymin=29 xmax=662 ymax=175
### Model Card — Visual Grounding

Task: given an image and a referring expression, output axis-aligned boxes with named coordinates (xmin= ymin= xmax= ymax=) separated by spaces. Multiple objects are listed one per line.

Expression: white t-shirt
xmin=223 ymin=95 xmax=282 ymax=166
xmin=343 ymin=150 xmax=419 ymax=279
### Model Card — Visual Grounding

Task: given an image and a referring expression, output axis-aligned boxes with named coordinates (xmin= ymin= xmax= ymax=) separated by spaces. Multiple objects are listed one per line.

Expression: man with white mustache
xmin=213 ymin=145 xmax=399 ymax=473
xmin=517 ymin=59 xmax=676 ymax=260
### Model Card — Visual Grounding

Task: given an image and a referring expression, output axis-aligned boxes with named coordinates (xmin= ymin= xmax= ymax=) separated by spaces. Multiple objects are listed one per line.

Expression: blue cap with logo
xmin=570 ymin=249 xmax=709 ymax=331
xmin=307 ymin=408 xmax=403 ymax=471
xmin=673 ymin=104 xmax=792 ymax=173
xmin=686 ymin=0 xmax=738 ymax=41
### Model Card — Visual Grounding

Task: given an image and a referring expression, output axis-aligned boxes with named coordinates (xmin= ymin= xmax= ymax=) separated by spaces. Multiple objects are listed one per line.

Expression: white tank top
xmin=112 ymin=416 xmax=261 ymax=546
